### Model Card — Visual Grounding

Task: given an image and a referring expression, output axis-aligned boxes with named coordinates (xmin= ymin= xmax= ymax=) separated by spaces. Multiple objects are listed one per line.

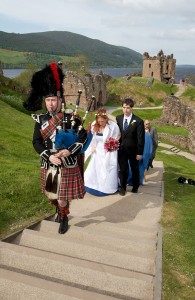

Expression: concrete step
xmin=13 ymin=229 xmax=155 ymax=275
xmin=68 ymin=217 xmax=158 ymax=240
xmin=48 ymin=215 xmax=158 ymax=242
xmin=35 ymin=220 xmax=156 ymax=259
xmin=0 ymin=268 xmax=118 ymax=300
xmin=0 ymin=241 xmax=154 ymax=300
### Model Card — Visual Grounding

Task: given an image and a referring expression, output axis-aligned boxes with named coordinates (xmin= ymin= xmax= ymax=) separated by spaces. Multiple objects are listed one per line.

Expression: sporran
xmin=45 ymin=166 xmax=61 ymax=199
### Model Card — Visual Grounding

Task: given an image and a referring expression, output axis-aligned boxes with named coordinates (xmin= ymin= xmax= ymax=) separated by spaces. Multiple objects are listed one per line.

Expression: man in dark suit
xmin=116 ymin=98 xmax=145 ymax=195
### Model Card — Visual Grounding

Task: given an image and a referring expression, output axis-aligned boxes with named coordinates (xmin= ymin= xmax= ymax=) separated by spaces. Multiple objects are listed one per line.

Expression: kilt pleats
xmin=40 ymin=164 xmax=85 ymax=201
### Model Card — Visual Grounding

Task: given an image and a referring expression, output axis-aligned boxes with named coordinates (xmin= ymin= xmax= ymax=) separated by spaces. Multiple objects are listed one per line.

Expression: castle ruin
xmin=142 ymin=50 xmax=176 ymax=83
xmin=63 ymin=71 xmax=109 ymax=111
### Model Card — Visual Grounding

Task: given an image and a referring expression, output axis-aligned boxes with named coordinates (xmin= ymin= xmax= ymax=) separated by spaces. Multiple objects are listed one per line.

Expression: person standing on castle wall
xmin=144 ymin=120 xmax=158 ymax=168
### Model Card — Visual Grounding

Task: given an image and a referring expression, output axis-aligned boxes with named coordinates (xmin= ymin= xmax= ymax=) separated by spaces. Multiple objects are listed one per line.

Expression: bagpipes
xmin=55 ymin=90 xmax=95 ymax=153
xmin=45 ymin=91 xmax=95 ymax=198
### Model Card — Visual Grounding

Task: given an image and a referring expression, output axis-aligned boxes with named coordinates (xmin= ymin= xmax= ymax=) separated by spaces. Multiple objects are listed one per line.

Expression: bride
xmin=84 ymin=108 xmax=120 ymax=196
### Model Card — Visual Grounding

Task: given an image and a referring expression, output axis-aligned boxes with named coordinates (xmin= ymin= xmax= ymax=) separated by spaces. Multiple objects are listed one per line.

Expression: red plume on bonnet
xmin=50 ymin=62 xmax=61 ymax=92
xmin=23 ymin=62 xmax=64 ymax=111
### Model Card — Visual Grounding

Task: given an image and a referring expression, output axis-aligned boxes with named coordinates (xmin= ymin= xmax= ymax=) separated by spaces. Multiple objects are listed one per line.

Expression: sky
xmin=0 ymin=0 xmax=195 ymax=65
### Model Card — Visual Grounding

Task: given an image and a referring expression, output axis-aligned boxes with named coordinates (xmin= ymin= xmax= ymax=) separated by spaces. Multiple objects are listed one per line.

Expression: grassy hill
xmin=0 ymin=30 xmax=142 ymax=68
xmin=0 ymin=99 xmax=52 ymax=237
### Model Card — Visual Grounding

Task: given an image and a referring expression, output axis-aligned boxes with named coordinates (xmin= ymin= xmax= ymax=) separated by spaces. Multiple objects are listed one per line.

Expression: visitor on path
xmin=23 ymin=62 xmax=87 ymax=234
xmin=116 ymin=98 xmax=145 ymax=195
xmin=84 ymin=108 xmax=120 ymax=196
xmin=144 ymin=120 xmax=158 ymax=168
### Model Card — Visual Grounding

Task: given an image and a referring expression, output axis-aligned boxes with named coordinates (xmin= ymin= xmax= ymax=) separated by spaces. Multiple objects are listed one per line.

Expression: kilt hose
xmin=41 ymin=163 xmax=85 ymax=204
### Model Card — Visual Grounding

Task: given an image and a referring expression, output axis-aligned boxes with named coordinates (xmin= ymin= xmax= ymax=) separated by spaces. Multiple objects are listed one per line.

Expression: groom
xmin=116 ymin=98 xmax=145 ymax=195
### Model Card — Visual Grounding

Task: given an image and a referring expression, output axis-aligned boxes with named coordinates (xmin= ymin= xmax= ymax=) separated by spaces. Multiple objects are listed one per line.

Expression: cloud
xmin=152 ymin=28 xmax=195 ymax=40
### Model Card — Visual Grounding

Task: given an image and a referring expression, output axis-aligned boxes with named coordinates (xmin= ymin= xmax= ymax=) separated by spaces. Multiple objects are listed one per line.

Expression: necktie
xmin=124 ymin=119 xmax=128 ymax=131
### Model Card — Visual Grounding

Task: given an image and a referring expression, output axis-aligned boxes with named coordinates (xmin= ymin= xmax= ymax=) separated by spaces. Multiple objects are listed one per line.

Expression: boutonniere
xmin=131 ymin=120 xmax=136 ymax=125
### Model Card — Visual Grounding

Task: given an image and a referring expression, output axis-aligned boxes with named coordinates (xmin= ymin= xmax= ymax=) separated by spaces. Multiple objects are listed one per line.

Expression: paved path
xmin=174 ymin=84 xmax=186 ymax=97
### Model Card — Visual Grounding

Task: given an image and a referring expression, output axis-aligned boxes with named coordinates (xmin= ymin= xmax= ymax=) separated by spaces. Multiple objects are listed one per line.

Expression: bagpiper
xmin=23 ymin=62 xmax=87 ymax=234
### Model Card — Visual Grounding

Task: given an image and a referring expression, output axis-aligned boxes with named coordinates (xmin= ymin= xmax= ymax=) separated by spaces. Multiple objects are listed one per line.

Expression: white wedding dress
xmin=84 ymin=120 xmax=120 ymax=196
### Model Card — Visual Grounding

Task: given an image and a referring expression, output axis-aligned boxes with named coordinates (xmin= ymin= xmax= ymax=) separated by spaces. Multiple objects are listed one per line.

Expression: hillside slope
xmin=0 ymin=30 xmax=142 ymax=68
xmin=0 ymin=99 xmax=53 ymax=237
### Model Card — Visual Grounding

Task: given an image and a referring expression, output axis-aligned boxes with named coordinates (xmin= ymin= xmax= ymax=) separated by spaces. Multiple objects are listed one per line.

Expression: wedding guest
xmin=84 ymin=108 xmax=120 ymax=196
xmin=127 ymin=131 xmax=153 ymax=185
xmin=144 ymin=120 xmax=158 ymax=168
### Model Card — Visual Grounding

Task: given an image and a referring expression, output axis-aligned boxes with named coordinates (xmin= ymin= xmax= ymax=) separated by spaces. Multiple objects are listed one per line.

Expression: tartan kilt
xmin=40 ymin=163 xmax=85 ymax=201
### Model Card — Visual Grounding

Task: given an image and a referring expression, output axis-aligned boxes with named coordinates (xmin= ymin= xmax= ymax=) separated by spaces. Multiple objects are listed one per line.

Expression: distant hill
xmin=0 ymin=31 xmax=142 ymax=68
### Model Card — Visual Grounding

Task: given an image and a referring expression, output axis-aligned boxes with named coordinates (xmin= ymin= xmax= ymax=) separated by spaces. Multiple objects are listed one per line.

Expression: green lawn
xmin=112 ymin=108 xmax=163 ymax=120
xmin=0 ymin=49 xmax=28 ymax=64
xmin=0 ymin=100 xmax=53 ymax=237
xmin=156 ymin=150 xmax=195 ymax=300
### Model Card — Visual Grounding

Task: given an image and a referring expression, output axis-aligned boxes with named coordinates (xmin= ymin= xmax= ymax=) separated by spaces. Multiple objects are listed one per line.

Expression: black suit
xmin=116 ymin=113 xmax=145 ymax=191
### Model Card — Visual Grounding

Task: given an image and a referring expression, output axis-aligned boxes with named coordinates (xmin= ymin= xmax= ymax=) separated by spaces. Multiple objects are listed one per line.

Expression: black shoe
xmin=131 ymin=188 xmax=138 ymax=193
xmin=58 ymin=215 xmax=69 ymax=234
xmin=119 ymin=188 xmax=126 ymax=196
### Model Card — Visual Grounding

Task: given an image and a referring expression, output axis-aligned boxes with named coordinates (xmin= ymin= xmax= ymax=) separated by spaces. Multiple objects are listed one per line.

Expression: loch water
xmin=3 ymin=65 xmax=195 ymax=84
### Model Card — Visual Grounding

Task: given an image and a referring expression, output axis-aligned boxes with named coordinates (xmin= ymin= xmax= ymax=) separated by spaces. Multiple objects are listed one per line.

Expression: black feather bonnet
xmin=23 ymin=62 xmax=64 ymax=111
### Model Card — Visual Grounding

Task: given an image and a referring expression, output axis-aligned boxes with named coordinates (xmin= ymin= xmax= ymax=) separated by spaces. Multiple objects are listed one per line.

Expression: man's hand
xmin=55 ymin=149 xmax=71 ymax=158
xmin=136 ymin=155 xmax=142 ymax=161
xmin=49 ymin=154 xmax=62 ymax=165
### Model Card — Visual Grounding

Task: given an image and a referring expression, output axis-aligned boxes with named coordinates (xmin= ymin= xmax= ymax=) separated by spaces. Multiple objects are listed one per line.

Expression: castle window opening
xmin=149 ymin=64 xmax=151 ymax=68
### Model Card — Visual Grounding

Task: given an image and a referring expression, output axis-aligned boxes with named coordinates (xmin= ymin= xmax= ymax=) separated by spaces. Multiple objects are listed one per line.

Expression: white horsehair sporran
xmin=45 ymin=166 xmax=61 ymax=199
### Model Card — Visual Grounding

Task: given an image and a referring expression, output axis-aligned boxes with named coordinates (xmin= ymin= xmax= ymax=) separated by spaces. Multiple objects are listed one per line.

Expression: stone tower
xmin=142 ymin=50 xmax=176 ymax=83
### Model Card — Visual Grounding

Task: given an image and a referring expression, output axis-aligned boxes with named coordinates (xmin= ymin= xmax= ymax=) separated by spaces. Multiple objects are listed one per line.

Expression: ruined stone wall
xmin=63 ymin=71 xmax=107 ymax=110
xmin=160 ymin=95 xmax=195 ymax=153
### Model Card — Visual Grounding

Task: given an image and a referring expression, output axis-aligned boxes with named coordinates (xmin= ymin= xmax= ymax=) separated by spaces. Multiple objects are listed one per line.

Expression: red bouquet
xmin=104 ymin=137 xmax=119 ymax=152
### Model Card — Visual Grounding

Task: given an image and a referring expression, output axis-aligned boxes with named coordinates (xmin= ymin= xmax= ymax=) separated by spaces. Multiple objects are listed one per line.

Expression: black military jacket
xmin=32 ymin=111 xmax=87 ymax=168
